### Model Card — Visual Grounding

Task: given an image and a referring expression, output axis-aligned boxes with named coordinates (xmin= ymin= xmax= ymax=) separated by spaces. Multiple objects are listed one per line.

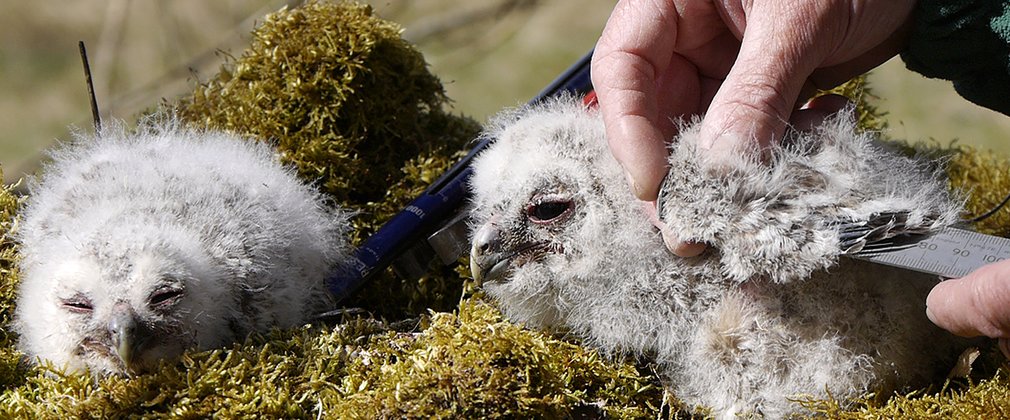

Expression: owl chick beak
xmin=108 ymin=302 xmax=143 ymax=371
xmin=471 ymin=221 xmax=557 ymax=285
xmin=471 ymin=222 xmax=509 ymax=286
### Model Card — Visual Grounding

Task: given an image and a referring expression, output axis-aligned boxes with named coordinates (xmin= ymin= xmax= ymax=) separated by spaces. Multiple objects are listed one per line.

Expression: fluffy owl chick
xmin=14 ymin=117 xmax=351 ymax=376
xmin=468 ymin=96 xmax=969 ymax=418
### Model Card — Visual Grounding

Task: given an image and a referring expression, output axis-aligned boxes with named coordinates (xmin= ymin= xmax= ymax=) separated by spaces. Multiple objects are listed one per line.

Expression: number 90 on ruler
xmin=853 ymin=227 xmax=1010 ymax=278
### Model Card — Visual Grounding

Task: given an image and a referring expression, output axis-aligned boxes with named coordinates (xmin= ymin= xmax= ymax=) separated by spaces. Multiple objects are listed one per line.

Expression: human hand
xmin=591 ymin=0 xmax=915 ymax=255
xmin=927 ymin=260 xmax=1010 ymax=357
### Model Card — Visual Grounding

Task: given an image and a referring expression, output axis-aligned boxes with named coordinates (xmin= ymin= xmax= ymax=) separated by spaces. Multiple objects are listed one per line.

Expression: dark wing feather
xmin=835 ymin=212 xmax=941 ymax=255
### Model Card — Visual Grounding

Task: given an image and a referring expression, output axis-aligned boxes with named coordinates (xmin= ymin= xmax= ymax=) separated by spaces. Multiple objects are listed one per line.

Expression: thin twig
xmin=79 ymin=41 xmax=102 ymax=132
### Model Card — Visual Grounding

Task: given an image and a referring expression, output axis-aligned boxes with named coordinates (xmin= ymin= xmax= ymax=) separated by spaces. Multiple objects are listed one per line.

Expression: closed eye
xmin=61 ymin=294 xmax=94 ymax=314
xmin=149 ymin=287 xmax=184 ymax=307
xmin=526 ymin=198 xmax=574 ymax=224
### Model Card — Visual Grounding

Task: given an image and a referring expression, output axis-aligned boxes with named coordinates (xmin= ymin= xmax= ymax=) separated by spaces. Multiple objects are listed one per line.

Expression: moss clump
xmin=176 ymin=0 xmax=478 ymax=212
xmin=825 ymin=74 xmax=890 ymax=133
xmin=0 ymin=169 xmax=27 ymax=391
xmin=334 ymin=301 xmax=663 ymax=418
xmin=947 ymin=146 xmax=1010 ymax=236
xmin=0 ymin=318 xmax=385 ymax=418
xmin=0 ymin=301 xmax=663 ymax=418
xmin=174 ymin=0 xmax=480 ymax=318
xmin=801 ymin=363 xmax=1010 ymax=418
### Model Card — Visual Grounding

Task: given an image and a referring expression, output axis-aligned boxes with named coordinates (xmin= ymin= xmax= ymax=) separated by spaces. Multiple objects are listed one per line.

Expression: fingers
xmin=662 ymin=231 xmax=708 ymax=257
xmin=808 ymin=23 xmax=912 ymax=90
xmin=808 ymin=3 xmax=915 ymax=90
xmin=593 ymin=0 xmax=697 ymax=201
xmin=595 ymin=0 xmax=908 ymax=258
xmin=697 ymin=2 xmax=825 ymax=162
xmin=639 ymin=200 xmax=707 ymax=257
xmin=926 ymin=261 xmax=1010 ymax=338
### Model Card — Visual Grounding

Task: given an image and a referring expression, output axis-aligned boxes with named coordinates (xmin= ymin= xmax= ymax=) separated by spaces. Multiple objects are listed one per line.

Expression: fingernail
xmin=925 ymin=278 xmax=951 ymax=308
xmin=675 ymin=241 xmax=708 ymax=257
xmin=925 ymin=306 xmax=937 ymax=325
xmin=623 ymin=169 xmax=642 ymax=198
xmin=661 ymin=228 xmax=707 ymax=257
xmin=661 ymin=228 xmax=679 ymax=252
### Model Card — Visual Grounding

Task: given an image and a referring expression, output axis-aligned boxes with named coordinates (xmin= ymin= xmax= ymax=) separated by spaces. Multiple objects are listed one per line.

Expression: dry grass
xmin=0 ymin=0 xmax=293 ymax=182
xmin=867 ymin=58 xmax=1010 ymax=152
xmin=0 ymin=0 xmax=613 ymax=185
xmin=6 ymin=1 xmax=1006 ymax=187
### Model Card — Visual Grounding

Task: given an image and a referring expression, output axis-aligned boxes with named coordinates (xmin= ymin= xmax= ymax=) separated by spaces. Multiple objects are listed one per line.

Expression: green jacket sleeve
xmin=901 ymin=0 xmax=1010 ymax=116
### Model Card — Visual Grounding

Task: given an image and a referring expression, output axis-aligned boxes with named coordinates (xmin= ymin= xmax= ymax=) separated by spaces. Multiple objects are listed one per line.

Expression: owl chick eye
xmin=526 ymin=199 xmax=574 ymax=224
xmin=149 ymin=287 xmax=184 ymax=308
xmin=61 ymin=294 xmax=94 ymax=314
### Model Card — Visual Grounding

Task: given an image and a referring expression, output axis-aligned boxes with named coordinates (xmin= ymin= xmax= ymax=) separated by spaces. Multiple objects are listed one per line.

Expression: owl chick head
xmin=16 ymin=222 xmax=230 ymax=375
xmin=468 ymin=96 xmax=660 ymax=328
xmin=15 ymin=117 xmax=346 ymax=376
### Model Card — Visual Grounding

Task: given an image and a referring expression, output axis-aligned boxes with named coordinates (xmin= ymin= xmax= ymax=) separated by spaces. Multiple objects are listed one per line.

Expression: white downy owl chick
xmin=468 ymin=95 xmax=971 ymax=418
xmin=14 ymin=117 xmax=351 ymax=376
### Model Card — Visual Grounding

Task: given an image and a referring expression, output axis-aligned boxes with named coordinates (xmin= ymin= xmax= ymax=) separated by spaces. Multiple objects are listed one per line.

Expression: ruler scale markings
xmin=850 ymin=227 xmax=1010 ymax=278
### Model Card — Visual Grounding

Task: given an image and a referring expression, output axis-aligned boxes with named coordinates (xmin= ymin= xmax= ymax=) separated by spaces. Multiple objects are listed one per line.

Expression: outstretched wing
xmin=835 ymin=212 xmax=939 ymax=254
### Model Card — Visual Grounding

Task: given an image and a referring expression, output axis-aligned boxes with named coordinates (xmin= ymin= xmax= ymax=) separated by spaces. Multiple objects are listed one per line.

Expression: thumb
xmin=697 ymin=5 xmax=819 ymax=161
xmin=926 ymin=262 xmax=1010 ymax=338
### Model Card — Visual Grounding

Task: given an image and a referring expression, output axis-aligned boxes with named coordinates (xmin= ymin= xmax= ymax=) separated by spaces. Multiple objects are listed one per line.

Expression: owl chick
xmin=14 ymin=117 xmax=351 ymax=376
xmin=468 ymin=96 xmax=969 ymax=418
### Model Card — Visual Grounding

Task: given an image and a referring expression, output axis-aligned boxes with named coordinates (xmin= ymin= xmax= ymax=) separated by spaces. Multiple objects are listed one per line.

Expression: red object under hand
xmin=582 ymin=90 xmax=598 ymax=109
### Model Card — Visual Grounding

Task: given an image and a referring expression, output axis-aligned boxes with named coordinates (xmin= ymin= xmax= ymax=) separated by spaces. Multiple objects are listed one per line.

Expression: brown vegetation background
xmin=2 ymin=0 xmax=1009 ymax=186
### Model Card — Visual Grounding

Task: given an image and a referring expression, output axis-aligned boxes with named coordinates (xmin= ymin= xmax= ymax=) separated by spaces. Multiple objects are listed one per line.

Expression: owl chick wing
xmin=658 ymin=110 xmax=962 ymax=283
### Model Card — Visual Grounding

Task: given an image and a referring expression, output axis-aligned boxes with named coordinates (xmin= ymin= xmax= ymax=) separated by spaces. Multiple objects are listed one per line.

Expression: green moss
xmin=947 ymin=146 xmax=1010 ymax=236
xmin=174 ymin=0 xmax=480 ymax=318
xmin=0 ymin=300 xmax=662 ymax=418
xmin=800 ymin=360 xmax=1010 ymax=419
xmin=0 ymin=169 xmax=27 ymax=391
xmin=332 ymin=301 xmax=663 ymax=419
xmin=825 ymin=74 xmax=890 ymax=133
xmin=0 ymin=319 xmax=387 ymax=418
xmin=176 ymin=0 xmax=478 ymax=212
xmin=2 ymin=1 xmax=1010 ymax=417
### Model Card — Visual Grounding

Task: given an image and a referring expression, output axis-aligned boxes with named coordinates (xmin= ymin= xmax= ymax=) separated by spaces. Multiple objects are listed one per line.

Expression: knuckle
xmin=727 ymin=75 xmax=792 ymax=120
xmin=591 ymin=50 xmax=659 ymax=93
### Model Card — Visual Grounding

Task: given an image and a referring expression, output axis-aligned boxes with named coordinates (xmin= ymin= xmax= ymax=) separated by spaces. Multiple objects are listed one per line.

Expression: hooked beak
xmin=108 ymin=302 xmax=142 ymax=370
xmin=470 ymin=222 xmax=510 ymax=285
xmin=471 ymin=222 xmax=558 ymax=285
